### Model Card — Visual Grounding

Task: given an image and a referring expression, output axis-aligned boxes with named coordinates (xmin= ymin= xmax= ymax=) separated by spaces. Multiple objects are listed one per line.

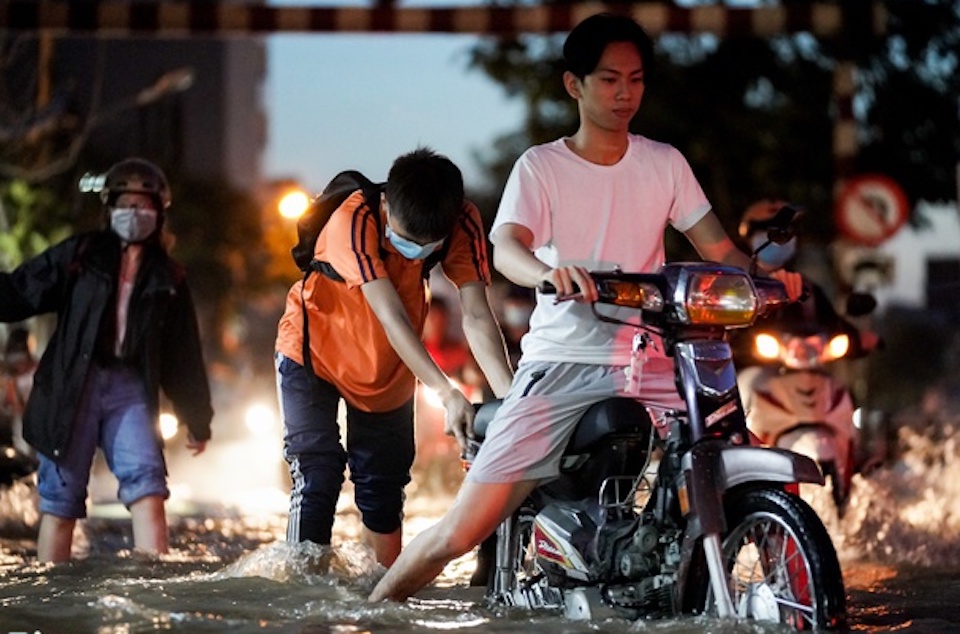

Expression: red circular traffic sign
xmin=835 ymin=174 xmax=909 ymax=246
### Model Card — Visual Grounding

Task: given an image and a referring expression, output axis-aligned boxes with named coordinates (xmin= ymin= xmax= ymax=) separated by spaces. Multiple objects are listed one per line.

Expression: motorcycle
xmin=736 ymin=283 xmax=874 ymax=517
xmin=466 ymin=211 xmax=846 ymax=629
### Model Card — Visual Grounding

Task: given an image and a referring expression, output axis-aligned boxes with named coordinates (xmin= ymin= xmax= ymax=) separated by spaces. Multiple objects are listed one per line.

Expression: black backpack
xmin=293 ymin=170 xmax=451 ymax=381
xmin=292 ymin=170 xmax=384 ymax=275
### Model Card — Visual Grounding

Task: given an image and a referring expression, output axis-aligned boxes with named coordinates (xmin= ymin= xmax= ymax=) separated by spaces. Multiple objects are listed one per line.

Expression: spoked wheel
xmin=488 ymin=507 xmax=562 ymax=610
xmin=716 ymin=487 xmax=846 ymax=630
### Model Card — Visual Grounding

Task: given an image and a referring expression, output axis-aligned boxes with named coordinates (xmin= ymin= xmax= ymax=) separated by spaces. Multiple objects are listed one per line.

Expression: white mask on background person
xmin=110 ymin=207 xmax=158 ymax=243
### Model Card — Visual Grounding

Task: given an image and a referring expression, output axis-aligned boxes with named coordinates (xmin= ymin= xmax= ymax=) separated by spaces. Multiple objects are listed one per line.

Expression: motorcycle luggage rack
xmin=598 ymin=414 xmax=660 ymax=516
xmin=599 ymin=474 xmax=652 ymax=517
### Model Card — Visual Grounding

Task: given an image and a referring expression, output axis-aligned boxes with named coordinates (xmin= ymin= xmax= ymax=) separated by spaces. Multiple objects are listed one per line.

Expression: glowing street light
xmin=278 ymin=189 xmax=310 ymax=219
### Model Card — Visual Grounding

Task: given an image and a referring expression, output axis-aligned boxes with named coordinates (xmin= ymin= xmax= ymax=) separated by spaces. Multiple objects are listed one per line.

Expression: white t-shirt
xmin=492 ymin=135 xmax=711 ymax=365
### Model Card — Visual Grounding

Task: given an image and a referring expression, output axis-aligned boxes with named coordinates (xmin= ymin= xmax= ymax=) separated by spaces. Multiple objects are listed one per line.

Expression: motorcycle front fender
xmin=682 ymin=442 xmax=824 ymax=536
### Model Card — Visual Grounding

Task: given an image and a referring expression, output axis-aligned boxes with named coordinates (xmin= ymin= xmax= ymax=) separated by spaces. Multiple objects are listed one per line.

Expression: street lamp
xmin=278 ymin=189 xmax=310 ymax=219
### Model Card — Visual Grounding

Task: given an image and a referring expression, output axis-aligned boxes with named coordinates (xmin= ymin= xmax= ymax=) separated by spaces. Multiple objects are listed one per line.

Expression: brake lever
xmin=538 ymin=281 xmax=583 ymax=303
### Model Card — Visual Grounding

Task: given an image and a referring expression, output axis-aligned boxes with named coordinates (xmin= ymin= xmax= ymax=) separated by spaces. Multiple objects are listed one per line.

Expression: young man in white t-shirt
xmin=369 ymin=12 xmax=801 ymax=602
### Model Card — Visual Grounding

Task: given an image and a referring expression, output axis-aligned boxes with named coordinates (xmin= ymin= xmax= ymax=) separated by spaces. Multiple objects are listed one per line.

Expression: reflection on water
xmin=4 ymin=416 xmax=960 ymax=632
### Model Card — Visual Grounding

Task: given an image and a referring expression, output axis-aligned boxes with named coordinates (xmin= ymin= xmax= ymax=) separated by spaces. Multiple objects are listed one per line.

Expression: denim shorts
xmin=37 ymin=364 xmax=168 ymax=519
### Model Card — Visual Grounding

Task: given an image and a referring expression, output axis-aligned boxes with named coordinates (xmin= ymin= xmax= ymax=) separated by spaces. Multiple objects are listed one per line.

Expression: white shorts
xmin=465 ymin=357 xmax=682 ymax=484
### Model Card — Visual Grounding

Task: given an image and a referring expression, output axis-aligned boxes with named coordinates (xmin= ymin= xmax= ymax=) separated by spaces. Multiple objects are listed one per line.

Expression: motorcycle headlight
xmin=824 ymin=334 xmax=850 ymax=361
xmin=754 ymin=333 xmax=782 ymax=360
xmin=682 ymin=271 xmax=758 ymax=326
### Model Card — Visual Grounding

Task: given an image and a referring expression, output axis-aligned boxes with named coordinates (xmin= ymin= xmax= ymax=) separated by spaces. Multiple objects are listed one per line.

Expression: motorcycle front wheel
xmin=716 ymin=486 xmax=846 ymax=630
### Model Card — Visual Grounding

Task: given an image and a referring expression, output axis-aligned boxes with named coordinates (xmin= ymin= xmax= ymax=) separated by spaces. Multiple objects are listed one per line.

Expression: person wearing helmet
xmin=0 ymin=157 xmax=213 ymax=562
xmin=737 ymin=198 xmax=877 ymax=358
xmin=738 ymin=199 xmax=800 ymax=271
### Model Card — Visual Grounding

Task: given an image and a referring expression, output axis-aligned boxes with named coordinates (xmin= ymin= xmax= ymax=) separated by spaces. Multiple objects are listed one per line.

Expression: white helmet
xmin=99 ymin=158 xmax=171 ymax=209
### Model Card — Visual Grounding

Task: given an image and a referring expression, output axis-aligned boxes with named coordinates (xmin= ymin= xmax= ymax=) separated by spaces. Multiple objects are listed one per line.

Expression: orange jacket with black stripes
xmin=275 ymin=190 xmax=490 ymax=412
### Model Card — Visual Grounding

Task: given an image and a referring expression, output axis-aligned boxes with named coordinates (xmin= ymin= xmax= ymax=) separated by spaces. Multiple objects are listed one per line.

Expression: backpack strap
xmin=300 ymin=187 xmax=381 ymax=384
xmin=298 ymin=188 xmax=454 ymax=385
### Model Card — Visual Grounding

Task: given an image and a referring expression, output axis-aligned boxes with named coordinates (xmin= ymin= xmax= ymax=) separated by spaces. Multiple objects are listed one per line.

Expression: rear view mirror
xmin=845 ymin=292 xmax=877 ymax=317
xmin=765 ymin=205 xmax=802 ymax=244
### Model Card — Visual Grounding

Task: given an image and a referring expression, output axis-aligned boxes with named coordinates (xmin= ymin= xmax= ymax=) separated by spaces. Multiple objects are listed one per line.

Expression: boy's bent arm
xmin=361 ymin=278 xmax=455 ymax=392
xmin=361 ymin=278 xmax=475 ymax=446
xmin=683 ymin=211 xmax=754 ymax=270
xmin=491 ymin=222 xmax=598 ymax=302
xmin=457 ymin=282 xmax=514 ymax=398
xmin=490 ymin=223 xmax=552 ymax=288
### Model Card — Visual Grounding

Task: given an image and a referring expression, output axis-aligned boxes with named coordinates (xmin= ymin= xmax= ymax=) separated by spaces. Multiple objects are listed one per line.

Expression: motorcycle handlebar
xmin=537 ymin=281 xmax=585 ymax=299
xmin=540 ymin=268 xmax=799 ymax=316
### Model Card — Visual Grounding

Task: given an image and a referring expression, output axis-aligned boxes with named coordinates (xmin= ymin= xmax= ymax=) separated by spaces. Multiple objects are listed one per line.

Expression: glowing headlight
xmin=826 ymin=334 xmax=850 ymax=360
xmin=683 ymin=272 xmax=758 ymax=326
xmin=754 ymin=333 xmax=781 ymax=360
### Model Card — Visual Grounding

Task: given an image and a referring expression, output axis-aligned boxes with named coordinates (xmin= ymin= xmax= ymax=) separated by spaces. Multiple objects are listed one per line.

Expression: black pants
xmin=275 ymin=354 xmax=415 ymax=544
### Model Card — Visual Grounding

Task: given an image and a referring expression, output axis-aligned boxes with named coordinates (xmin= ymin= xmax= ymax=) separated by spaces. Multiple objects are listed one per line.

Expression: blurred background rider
xmin=0 ymin=158 xmax=213 ymax=562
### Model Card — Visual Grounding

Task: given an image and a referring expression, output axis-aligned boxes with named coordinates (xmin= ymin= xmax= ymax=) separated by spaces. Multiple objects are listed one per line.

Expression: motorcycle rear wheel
xmin=487 ymin=506 xmax=563 ymax=610
xmin=716 ymin=486 xmax=846 ymax=630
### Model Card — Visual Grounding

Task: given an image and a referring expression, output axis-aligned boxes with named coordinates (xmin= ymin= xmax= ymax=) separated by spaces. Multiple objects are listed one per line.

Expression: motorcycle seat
xmin=472 ymin=398 xmax=651 ymax=454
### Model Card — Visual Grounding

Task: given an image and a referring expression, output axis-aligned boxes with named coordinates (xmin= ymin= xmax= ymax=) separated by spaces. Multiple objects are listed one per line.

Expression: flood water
xmin=3 ymin=406 xmax=960 ymax=633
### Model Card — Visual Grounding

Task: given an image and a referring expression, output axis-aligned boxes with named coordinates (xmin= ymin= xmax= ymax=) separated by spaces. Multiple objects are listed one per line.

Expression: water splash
xmin=212 ymin=539 xmax=382 ymax=587
xmin=807 ymin=413 xmax=960 ymax=567
xmin=4 ymin=409 xmax=960 ymax=632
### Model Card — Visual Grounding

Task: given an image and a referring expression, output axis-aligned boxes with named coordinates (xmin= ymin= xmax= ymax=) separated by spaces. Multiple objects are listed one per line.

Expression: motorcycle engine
xmin=530 ymin=503 xmax=681 ymax=617
xmin=599 ymin=515 xmax=682 ymax=615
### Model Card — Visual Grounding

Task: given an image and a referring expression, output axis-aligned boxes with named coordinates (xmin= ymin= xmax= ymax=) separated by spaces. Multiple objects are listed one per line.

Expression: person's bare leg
xmin=363 ymin=526 xmax=402 ymax=566
xmin=368 ymin=478 xmax=538 ymax=602
xmin=37 ymin=514 xmax=76 ymax=563
xmin=130 ymin=495 xmax=169 ymax=555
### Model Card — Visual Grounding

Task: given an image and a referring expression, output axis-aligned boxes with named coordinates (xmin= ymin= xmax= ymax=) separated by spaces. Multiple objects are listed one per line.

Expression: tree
xmin=467 ymin=0 xmax=960 ymax=252
xmin=858 ymin=0 xmax=960 ymax=207
xmin=0 ymin=179 xmax=73 ymax=272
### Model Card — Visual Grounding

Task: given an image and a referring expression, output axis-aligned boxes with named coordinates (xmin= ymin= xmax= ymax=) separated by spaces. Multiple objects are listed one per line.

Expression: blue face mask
xmin=750 ymin=233 xmax=798 ymax=269
xmin=385 ymin=224 xmax=444 ymax=260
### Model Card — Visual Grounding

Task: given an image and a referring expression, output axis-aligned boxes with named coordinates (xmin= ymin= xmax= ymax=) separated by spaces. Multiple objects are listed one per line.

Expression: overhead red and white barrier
xmin=0 ymin=1 xmax=887 ymax=37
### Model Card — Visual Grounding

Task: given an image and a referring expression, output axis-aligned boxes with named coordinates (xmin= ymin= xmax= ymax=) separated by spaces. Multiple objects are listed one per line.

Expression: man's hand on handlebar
xmin=540 ymin=266 xmax=598 ymax=303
